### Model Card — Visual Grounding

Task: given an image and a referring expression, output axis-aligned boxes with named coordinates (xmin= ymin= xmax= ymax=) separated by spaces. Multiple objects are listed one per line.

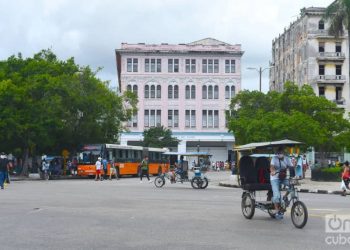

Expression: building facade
xmin=270 ymin=6 xmax=349 ymax=113
xmin=115 ymin=38 xmax=243 ymax=162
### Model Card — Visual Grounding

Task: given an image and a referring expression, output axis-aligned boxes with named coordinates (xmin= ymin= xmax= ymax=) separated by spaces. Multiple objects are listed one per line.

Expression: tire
xmin=291 ymin=201 xmax=308 ymax=229
xmin=241 ymin=193 xmax=255 ymax=219
xmin=200 ymin=177 xmax=209 ymax=189
xmin=191 ymin=177 xmax=203 ymax=189
xmin=154 ymin=177 xmax=165 ymax=188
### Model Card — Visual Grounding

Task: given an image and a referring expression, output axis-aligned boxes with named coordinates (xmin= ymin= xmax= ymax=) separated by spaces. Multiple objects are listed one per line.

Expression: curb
xmin=219 ymin=182 xmax=346 ymax=196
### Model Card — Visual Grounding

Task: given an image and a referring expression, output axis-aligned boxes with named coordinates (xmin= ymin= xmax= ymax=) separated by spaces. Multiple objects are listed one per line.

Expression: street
xmin=0 ymin=172 xmax=349 ymax=250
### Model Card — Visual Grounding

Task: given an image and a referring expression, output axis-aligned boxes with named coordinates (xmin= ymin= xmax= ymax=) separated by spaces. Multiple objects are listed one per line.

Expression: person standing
xmin=140 ymin=156 xmax=151 ymax=183
xmin=302 ymin=155 xmax=309 ymax=178
xmin=102 ymin=158 xmax=108 ymax=180
xmin=95 ymin=157 xmax=103 ymax=181
xmin=341 ymin=161 xmax=350 ymax=196
xmin=0 ymin=152 xmax=9 ymax=189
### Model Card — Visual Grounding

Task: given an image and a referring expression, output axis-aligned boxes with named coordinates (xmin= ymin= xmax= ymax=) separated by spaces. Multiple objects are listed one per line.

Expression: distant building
xmin=270 ymin=6 xmax=349 ymax=113
xmin=115 ymin=38 xmax=244 ymax=162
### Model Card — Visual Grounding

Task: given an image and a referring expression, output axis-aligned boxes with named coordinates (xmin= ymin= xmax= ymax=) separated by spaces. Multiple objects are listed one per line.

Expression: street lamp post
xmin=247 ymin=66 xmax=272 ymax=92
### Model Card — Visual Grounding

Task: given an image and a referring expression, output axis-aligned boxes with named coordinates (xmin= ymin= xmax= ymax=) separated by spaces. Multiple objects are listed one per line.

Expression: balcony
xmin=317 ymin=52 xmax=345 ymax=62
xmin=309 ymin=30 xmax=344 ymax=38
xmin=333 ymin=98 xmax=346 ymax=106
xmin=315 ymin=75 xmax=346 ymax=84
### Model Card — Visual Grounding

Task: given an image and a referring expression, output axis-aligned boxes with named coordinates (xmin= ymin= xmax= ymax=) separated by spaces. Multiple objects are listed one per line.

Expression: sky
xmin=0 ymin=0 xmax=335 ymax=93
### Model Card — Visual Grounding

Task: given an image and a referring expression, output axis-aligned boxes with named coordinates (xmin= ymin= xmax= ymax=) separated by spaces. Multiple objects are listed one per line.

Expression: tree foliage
xmin=227 ymin=82 xmax=350 ymax=152
xmin=0 ymin=50 xmax=137 ymax=174
xmin=143 ymin=126 xmax=179 ymax=148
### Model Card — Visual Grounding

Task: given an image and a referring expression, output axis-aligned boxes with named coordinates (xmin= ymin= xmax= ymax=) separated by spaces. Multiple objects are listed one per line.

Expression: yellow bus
xmin=77 ymin=144 xmax=169 ymax=178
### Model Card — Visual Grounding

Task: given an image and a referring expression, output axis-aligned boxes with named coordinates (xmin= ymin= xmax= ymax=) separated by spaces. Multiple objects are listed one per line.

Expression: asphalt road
xmin=1 ymin=172 xmax=349 ymax=250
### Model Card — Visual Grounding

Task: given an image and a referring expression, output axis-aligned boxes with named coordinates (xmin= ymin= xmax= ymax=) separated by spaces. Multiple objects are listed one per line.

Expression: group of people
xmin=0 ymin=152 xmax=12 ymax=190
xmin=94 ymin=157 xmax=117 ymax=181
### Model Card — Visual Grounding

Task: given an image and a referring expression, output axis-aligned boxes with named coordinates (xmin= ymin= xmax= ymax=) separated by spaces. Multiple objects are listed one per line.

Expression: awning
xmin=234 ymin=139 xmax=303 ymax=152
xmin=163 ymin=152 xmax=212 ymax=156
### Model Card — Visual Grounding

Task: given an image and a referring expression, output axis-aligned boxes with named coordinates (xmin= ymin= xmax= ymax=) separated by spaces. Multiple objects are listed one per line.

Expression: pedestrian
xmin=102 ymin=157 xmax=108 ymax=180
xmin=341 ymin=161 xmax=350 ymax=196
xmin=42 ymin=158 xmax=50 ymax=180
xmin=289 ymin=154 xmax=296 ymax=178
xmin=295 ymin=155 xmax=303 ymax=179
xmin=302 ymin=154 xmax=308 ymax=178
xmin=0 ymin=152 xmax=10 ymax=190
xmin=95 ymin=157 xmax=103 ymax=181
xmin=109 ymin=159 xmax=116 ymax=180
xmin=139 ymin=155 xmax=152 ymax=183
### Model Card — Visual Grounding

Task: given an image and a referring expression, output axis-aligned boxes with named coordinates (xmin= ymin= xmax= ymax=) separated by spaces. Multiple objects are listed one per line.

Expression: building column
xmin=177 ymin=140 xmax=187 ymax=153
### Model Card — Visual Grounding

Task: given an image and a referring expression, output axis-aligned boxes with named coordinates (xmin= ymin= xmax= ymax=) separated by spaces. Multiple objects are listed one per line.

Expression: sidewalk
xmin=219 ymin=170 xmax=346 ymax=195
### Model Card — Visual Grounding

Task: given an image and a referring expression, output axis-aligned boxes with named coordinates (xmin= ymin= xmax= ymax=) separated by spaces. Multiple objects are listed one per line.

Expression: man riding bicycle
xmin=270 ymin=147 xmax=293 ymax=220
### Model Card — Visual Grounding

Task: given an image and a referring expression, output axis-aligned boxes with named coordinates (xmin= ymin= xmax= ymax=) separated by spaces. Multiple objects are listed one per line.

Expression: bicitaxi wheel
xmin=154 ymin=176 xmax=165 ymax=188
xmin=241 ymin=193 xmax=255 ymax=219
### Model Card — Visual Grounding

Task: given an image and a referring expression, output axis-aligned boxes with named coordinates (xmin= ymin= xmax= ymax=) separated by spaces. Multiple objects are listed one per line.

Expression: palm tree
xmin=324 ymin=0 xmax=350 ymax=79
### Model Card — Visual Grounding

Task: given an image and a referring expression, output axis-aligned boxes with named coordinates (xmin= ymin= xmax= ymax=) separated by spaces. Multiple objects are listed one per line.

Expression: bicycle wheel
xmin=241 ymin=193 xmax=255 ymax=219
xmin=200 ymin=177 xmax=209 ymax=189
xmin=154 ymin=177 xmax=165 ymax=188
xmin=291 ymin=201 xmax=308 ymax=229
xmin=191 ymin=177 xmax=202 ymax=189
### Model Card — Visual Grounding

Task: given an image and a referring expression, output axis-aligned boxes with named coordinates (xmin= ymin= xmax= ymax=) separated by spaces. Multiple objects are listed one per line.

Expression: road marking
xmin=308 ymin=208 xmax=338 ymax=212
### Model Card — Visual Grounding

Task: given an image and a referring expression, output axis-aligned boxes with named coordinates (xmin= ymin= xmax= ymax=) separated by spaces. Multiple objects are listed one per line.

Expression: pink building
xmin=115 ymin=38 xmax=244 ymax=162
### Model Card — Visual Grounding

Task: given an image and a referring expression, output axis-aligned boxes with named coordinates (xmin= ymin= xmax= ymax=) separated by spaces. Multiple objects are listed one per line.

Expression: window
xmin=319 ymin=42 xmax=325 ymax=53
xmin=336 ymin=87 xmax=342 ymax=100
xmin=168 ymin=110 xmax=179 ymax=128
xmin=127 ymin=85 xmax=132 ymax=91
xmin=208 ymin=85 xmax=213 ymax=99
xmin=225 ymin=86 xmax=230 ymax=99
xmin=185 ymin=110 xmax=196 ymax=128
xmin=202 ymin=84 xmax=218 ymax=99
xmin=185 ymin=59 xmax=196 ymax=73
xmin=230 ymin=86 xmax=235 ymax=98
xmin=319 ymin=20 xmax=324 ymax=30
xmin=202 ymin=59 xmax=219 ymax=73
xmin=336 ymin=65 xmax=342 ymax=75
xmin=319 ymin=87 xmax=325 ymax=97
xmin=214 ymin=86 xmax=219 ymax=99
xmin=156 ymin=85 xmax=161 ymax=98
xmin=127 ymin=58 xmax=138 ymax=72
xmin=336 ymin=42 xmax=342 ymax=53
xmin=202 ymin=85 xmax=207 ymax=99
xmin=145 ymin=85 xmax=161 ymax=99
xmin=145 ymin=58 xmax=161 ymax=72
xmin=132 ymin=85 xmax=138 ymax=96
xmin=191 ymin=85 xmax=195 ymax=99
xmin=319 ymin=65 xmax=325 ymax=75
xmin=168 ymin=85 xmax=179 ymax=99
xmin=185 ymin=85 xmax=190 ymax=99
xmin=145 ymin=85 xmax=149 ymax=98
xmin=202 ymin=110 xmax=219 ymax=128
xmin=144 ymin=109 xmax=162 ymax=127
xmin=127 ymin=111 xmax=138 ymax=128
xmin=225 ymin=60 xmax=236 ymax=73
xmin=168 ymin=59 xmax=179 ymax=73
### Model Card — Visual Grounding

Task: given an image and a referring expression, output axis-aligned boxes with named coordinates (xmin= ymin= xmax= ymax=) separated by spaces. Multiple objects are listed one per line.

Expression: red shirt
xmin=342 ymin=170 xmax=350 ymax=180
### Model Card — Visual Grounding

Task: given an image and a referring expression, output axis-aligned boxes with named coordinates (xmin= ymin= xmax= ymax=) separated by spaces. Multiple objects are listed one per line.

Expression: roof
xmin=163 ymin=152 xmax=212 ymax=156
xmin=234 ymin=139 xmax=303 ymax=151
xmin=187 ymin=38 xmax=231 ymax=46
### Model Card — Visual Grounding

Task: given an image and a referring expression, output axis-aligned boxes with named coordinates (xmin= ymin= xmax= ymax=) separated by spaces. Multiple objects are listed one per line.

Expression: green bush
xmin=311 ymin=167 xmax=342 ymax=181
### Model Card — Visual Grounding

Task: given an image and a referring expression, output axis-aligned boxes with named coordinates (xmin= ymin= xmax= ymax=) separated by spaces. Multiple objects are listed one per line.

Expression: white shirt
xmin=270 ymin=155 xmax=292 ymax=181
xmin=95 ymin=160 xmax=101 ymax=170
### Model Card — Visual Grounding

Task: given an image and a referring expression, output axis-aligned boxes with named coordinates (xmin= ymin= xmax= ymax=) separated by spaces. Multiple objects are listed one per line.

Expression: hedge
xmin=311 ymin=167 xmax=342 ymax=181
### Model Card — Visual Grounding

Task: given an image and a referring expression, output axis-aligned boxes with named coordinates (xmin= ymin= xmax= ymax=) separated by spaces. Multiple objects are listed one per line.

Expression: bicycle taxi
xmin=234 ymin=139 xmax=308 ymax=229
xmin=154 ymin=152 xmax=211 ymax=189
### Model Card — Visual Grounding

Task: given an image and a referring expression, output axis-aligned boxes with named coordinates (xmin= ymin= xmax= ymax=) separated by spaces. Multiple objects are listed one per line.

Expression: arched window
xmin=191 ymin=85 xmax=196 ymax=99
xmin=208 ymin=85 xmax=213 ymax=99
xmin=150 ymin=85 xmax=156 ymax=98
xmin=156 ymin=85 xmax=161 ymax=98
xmin=127 ymin=84 xmax=132 ymax=91
xmin=185 ymin=85 xmax=190 ymax=99
xmin=145 ymin=85 xmax=149 ymax=98
xmin=225 ymin=86 xmax=230 ymax=99
xmin=174 ymin=85 xmax=179 ymax=99
xmin=318 ymin=20 xmax=324 ymax=30
xmin=230 ymin=86 xmax=235 ymax=98
xmin=214 ymin=85 xmax=219 ymax=99
xmin=133 ymin=85 xmax=138 ymax=96
xmin=202 ymin=85 xmax=207 ymax=99
xmin=168 ymin=85 xmax=173 ymax=99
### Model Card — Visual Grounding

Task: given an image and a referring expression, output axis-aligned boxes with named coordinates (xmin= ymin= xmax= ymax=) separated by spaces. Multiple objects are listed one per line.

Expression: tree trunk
xmin=20 ymin=147 xmax=30 ymax=177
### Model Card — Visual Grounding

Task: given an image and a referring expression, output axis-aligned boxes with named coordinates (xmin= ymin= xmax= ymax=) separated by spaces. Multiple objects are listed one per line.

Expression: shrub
xmin=311 ymin=167 xmax=342 ymax=181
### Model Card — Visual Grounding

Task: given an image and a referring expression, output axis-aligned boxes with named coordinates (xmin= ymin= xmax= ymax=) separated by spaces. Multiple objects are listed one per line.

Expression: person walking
xmin=95 ymin=157 xmax=103 ymax=181
xmin=0 ymin=152 xmax=9 ymax=190
xmin=341 ymin=161 xmax=350 ymax=196
xmin=102 ymin=157 xmax=108 ymax=180
xmin=139 ymin=156 xmax=151 ymax=183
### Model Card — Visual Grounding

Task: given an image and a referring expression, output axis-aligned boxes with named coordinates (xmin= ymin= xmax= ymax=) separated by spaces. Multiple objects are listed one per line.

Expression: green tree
xmin=227 ymin=83 xmax=350 ymax=161
xmin=324 ymin=0 xmax=350 ymax=78
xmin=0 ymin=50 xmax=137 ymax=175
xmin=143 ymin=126 xmax=179 ymax=148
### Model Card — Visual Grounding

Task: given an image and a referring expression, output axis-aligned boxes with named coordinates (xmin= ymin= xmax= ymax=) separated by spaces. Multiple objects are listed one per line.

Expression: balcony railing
xmin=317 ymin=75 xmax=346 ymax=80
xmin=333 ymin=99 xmax=346 ymax=105
xmin=318 ymin=52 xmax=345 ymax=60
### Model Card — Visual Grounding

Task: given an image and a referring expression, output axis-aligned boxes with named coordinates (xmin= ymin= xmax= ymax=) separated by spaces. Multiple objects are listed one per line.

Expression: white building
xmin=115 ymin=38 xmax=244 ymax=162
xmin=270 ymin=6 xmax=349 ymax=114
